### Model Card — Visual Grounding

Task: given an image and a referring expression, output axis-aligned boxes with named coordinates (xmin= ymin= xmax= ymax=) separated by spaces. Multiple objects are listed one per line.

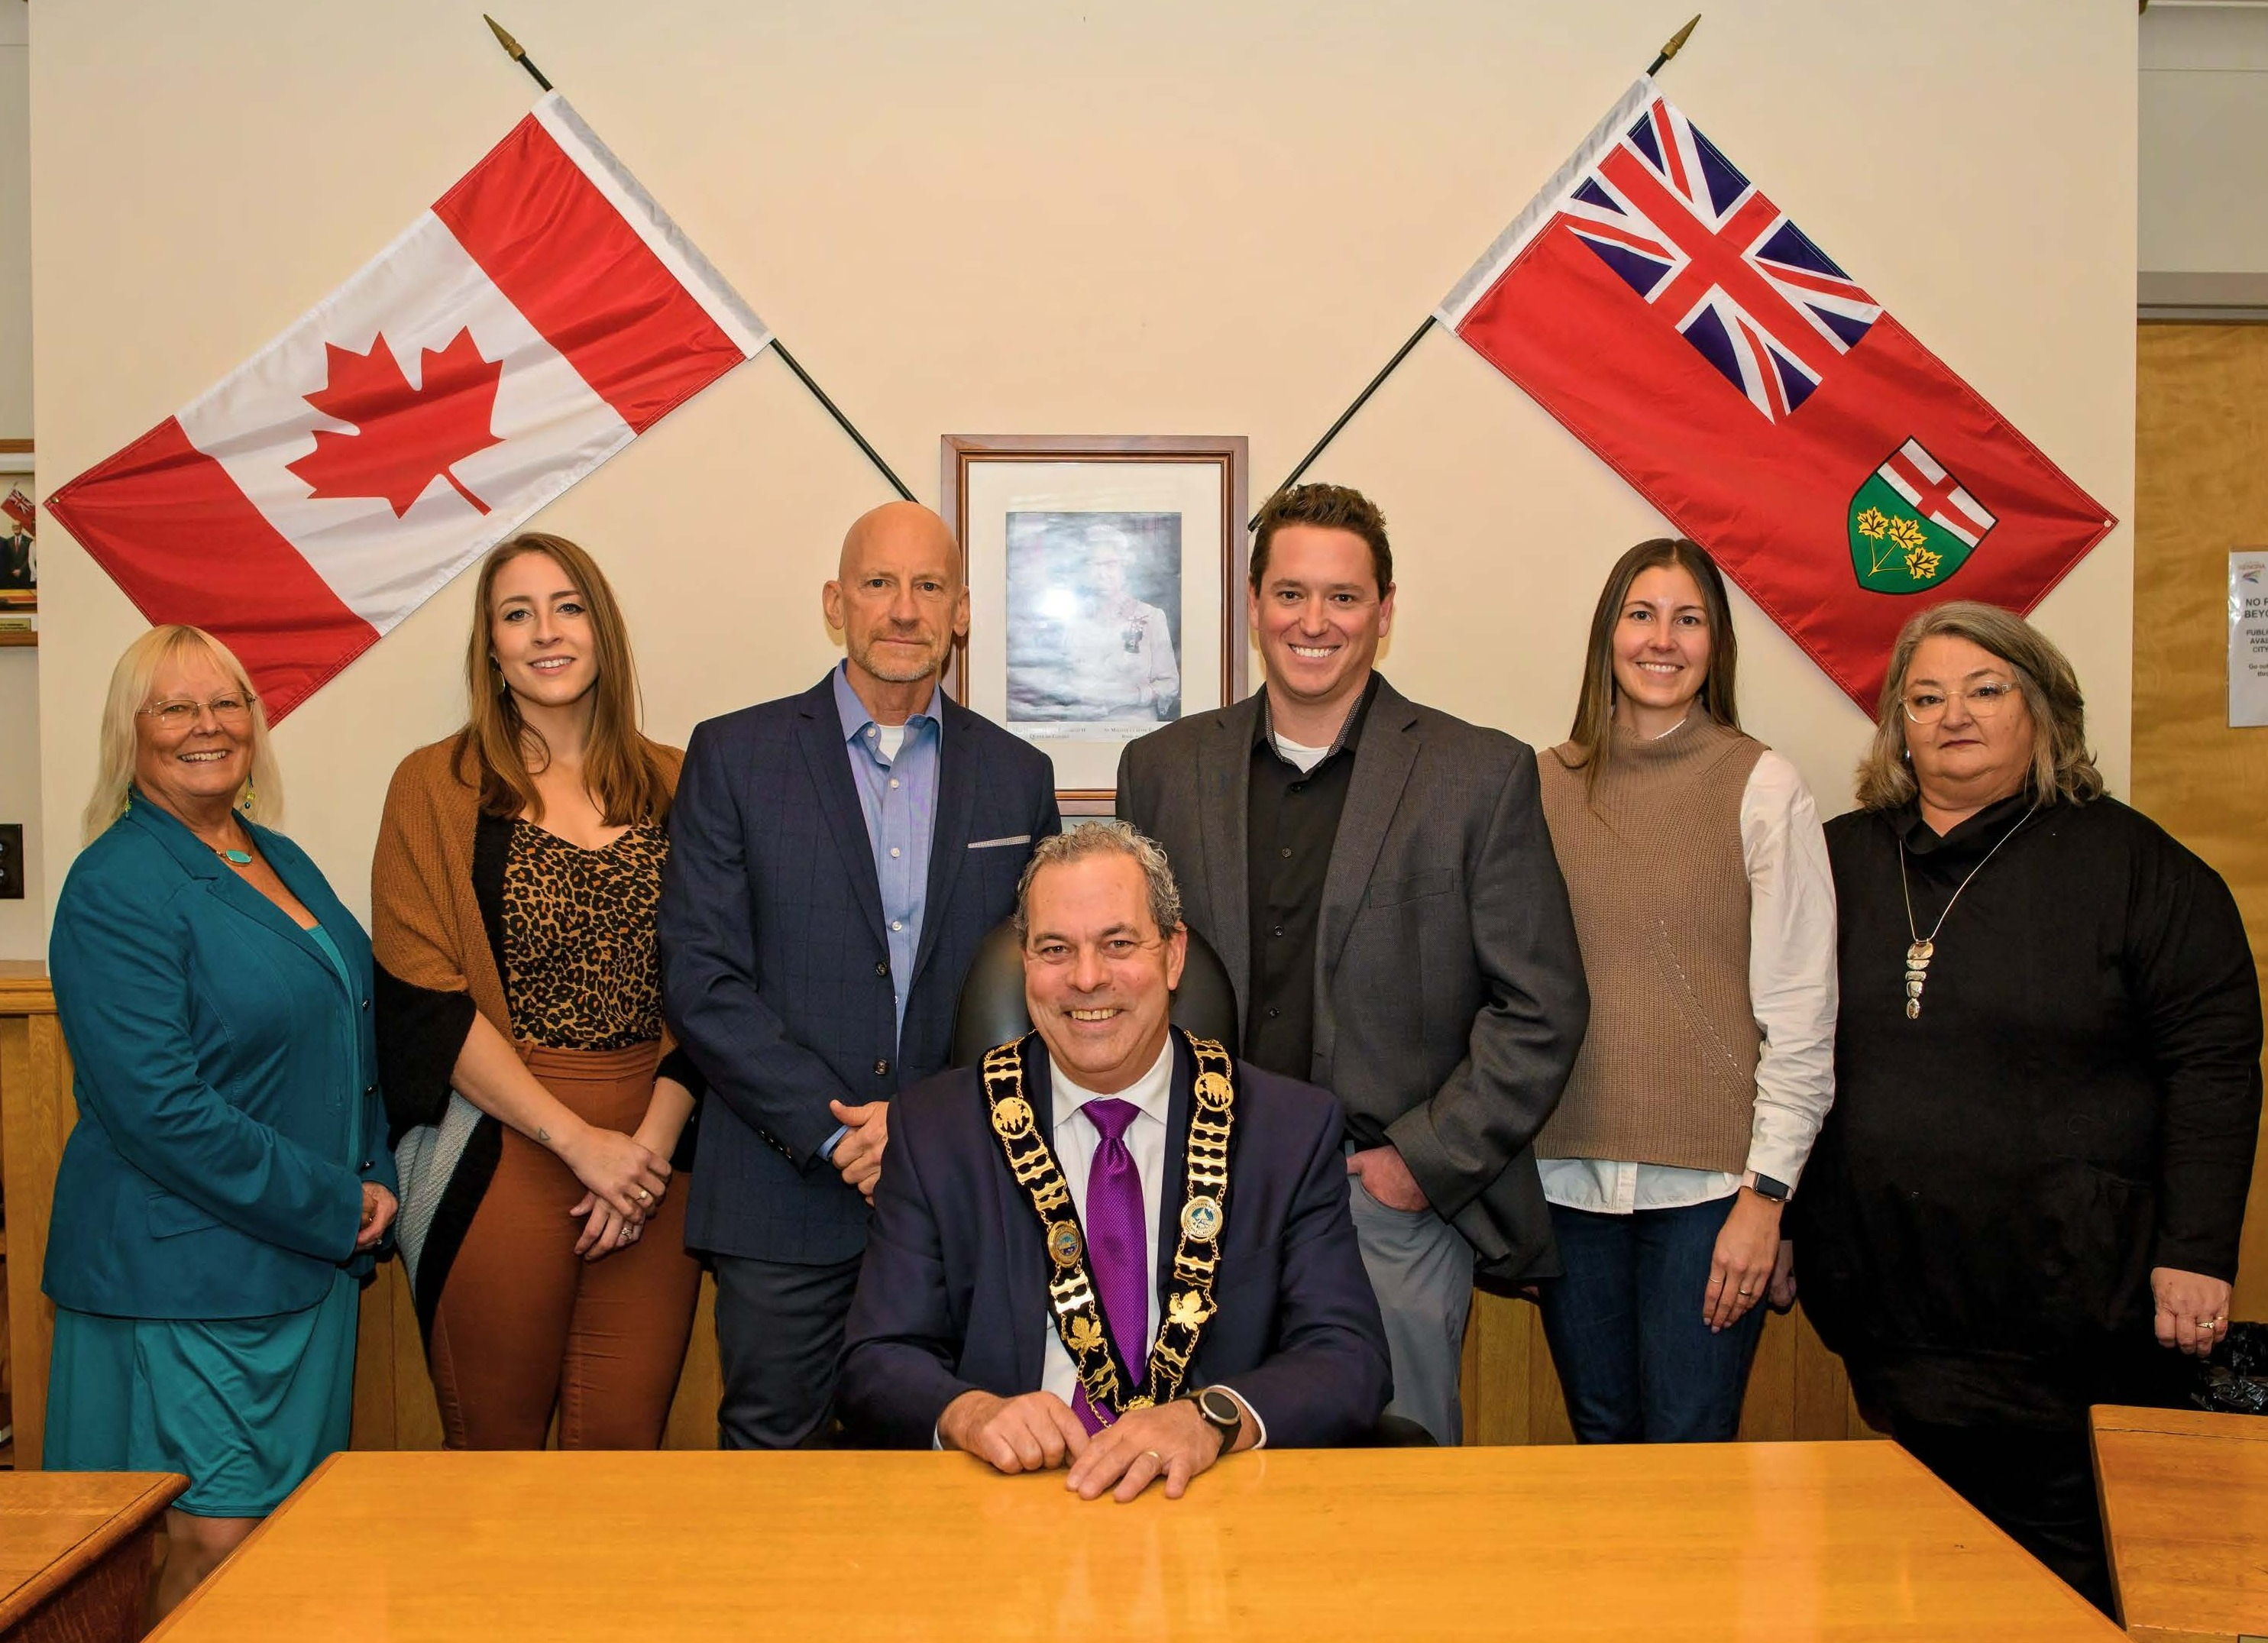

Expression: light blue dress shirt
xmin=823 ymin=662 xmax=944 ymax=1158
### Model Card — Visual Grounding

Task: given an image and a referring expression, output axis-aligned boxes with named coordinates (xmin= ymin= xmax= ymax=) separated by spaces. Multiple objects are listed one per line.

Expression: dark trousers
xmin=710 ymin=1252 xmax=865 ymax=1451
xmin=1891 ymin=1419 xmax=2115 ymax=1616
xmin=1535 ymin=1198 xmax=1766 ymax=1444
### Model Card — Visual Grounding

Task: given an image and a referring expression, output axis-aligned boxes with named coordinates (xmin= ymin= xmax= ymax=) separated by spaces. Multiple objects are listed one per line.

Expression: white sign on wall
xmin=2232 ymin=549 xmax=2268 ymax=729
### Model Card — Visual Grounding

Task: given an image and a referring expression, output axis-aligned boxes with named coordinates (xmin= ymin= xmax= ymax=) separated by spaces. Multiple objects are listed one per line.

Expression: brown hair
xmin=455 ymin=532 xmax=669 ymax=826
xmin=1853 ymin=600 xmax=2103 ymax=811
xmin=1250 ymin=483 xmax=1393 ymax=596
xmin=1564 ymin=539 xmax=1741 ymax=792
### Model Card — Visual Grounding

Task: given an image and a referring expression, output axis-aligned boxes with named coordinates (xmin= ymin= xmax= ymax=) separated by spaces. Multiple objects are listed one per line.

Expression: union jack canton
xmin=1561 ymin=98 xmax=1882 ymax=422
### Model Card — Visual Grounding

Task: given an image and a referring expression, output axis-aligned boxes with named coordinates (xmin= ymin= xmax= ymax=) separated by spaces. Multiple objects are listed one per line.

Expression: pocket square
xmin=967 ymin=834 xmax=1032 ymax=850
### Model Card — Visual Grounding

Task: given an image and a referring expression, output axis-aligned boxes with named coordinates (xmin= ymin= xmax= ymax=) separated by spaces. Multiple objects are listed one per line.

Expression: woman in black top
xmin=1790 ymin=601 xmax=2260 ymax=1616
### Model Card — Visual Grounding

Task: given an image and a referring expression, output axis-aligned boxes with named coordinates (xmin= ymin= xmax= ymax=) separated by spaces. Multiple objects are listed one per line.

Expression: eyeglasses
xmin=137 ymin=693 xmax=257 ymax=730
xmin=1901 ymin=680 xmax=2020 ymax=726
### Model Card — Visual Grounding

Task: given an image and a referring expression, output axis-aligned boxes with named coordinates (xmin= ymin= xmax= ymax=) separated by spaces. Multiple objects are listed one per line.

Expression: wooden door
xmin=2134 ymin=325 xmax=2268 ymax=1318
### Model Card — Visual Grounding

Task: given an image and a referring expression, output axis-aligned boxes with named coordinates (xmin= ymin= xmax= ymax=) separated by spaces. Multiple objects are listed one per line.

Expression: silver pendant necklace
xmin=1896 ymin=804 xmax=2037 ymax=1020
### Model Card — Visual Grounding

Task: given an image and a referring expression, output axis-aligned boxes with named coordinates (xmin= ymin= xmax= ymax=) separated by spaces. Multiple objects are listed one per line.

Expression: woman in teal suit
xmin=44 ymin=625 xmax=396 ymax=1620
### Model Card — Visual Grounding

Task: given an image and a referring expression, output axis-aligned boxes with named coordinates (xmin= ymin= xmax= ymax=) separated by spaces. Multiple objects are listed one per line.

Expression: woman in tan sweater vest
xmin=1532 ymin=539 xmax=1837 ymax=1443
xmin=373 ymin=533 xmax=703 ymax=1448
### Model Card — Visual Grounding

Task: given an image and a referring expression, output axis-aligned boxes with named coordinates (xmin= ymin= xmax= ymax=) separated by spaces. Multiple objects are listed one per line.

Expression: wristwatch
xmin=1189 ymin=1386 xmax=1244 ymax=1454
xmin=1742 ymin=1170 xmax=1791 ymax=1203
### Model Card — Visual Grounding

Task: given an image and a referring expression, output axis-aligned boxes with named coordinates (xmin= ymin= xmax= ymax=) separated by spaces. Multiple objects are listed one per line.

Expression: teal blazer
xmin=43 ymin=789 xmax=396 ymax=1320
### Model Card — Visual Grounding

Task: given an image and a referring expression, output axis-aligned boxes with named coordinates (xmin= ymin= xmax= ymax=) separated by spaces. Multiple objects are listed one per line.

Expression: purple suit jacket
xmin=839 ymin=1031 xmax=1392 ymax=1447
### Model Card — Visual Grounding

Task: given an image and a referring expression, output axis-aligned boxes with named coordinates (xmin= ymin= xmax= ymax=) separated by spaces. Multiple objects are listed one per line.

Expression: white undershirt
xmin=1271 ymin=733 xmax=1331 ymax=774
xmin=1041 ymin=1040 xmax=1268 ymax=1447
xmin=1536 ymin=740 xmax=1839 ymax=1214
xmin=874 ymin=722 xmax=908 ymax=760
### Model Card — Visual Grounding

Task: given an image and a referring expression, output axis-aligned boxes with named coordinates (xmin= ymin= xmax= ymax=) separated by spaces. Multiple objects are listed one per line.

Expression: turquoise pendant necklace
xmin=216 ymin=846 xmax=252 ymax=865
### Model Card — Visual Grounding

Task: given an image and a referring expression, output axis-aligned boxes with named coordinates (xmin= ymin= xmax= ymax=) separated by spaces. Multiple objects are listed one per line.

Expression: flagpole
xmin=480 ymin=17 xmax=919 ymax=503
xmin=1246 ymin=12 xmax=1702 ymax=529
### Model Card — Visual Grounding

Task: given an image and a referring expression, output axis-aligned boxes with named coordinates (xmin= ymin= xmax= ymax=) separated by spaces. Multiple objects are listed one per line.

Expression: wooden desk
xmin=152 ymin=1444 xmax=2116 ymax=1641
xmin=2092 ymin=1405 xmax=2268 ymax=1642
xmin=1 ymin=1471 xmax=184 ymax=1641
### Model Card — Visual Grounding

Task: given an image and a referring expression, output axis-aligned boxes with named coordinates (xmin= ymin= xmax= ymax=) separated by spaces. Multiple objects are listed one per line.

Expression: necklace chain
xmin=1896 ymin=805 xmax=2037 ymax=1021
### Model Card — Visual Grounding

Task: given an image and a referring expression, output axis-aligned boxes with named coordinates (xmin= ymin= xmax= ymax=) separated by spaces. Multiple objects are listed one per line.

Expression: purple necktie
xmin=1073 ymin=1096 xmax=1148 ymax=1434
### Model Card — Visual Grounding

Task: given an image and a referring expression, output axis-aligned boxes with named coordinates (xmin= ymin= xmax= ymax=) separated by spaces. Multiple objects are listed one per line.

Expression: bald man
xmin=661 ymin=503 xmax=1060 ymax=1448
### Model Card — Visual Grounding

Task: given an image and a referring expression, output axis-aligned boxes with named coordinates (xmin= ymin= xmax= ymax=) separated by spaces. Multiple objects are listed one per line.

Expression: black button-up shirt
xmin=1243 ymin=675 xmax=1379 ymax=1078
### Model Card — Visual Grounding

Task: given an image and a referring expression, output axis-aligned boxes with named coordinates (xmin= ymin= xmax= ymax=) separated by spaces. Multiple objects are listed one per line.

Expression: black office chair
xmin=949 ymin=917 xmax=1239 ymax=1067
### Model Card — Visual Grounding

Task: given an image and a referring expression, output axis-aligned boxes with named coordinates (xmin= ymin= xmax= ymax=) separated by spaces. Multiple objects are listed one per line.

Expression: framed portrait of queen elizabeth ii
xmin=945 ymin=435 xmax=1249 ymax=810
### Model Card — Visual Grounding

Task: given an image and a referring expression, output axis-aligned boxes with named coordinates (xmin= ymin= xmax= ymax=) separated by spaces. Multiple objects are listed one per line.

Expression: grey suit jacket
xmin=1117 ymin=676 xmax=1587 ymax=1282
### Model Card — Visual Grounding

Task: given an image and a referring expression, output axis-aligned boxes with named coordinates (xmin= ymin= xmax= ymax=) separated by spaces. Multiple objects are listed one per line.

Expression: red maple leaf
xmin=286 ymin=328 xmax=503 ymax=517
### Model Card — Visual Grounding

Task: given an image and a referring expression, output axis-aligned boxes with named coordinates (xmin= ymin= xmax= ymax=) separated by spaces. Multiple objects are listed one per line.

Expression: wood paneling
xmin=344 ymin=1258 xmax=721 ymax=1452
xmin=6 ymin=959 xmax=1879 ymax=1459
xmin=2 ymin=966 xmax=70 ymax=1473
xmin=2134 ymin=325 xmax=2268 ymax=1320
xmin=1460 ymin=1287 xmax=1874 ymax=1445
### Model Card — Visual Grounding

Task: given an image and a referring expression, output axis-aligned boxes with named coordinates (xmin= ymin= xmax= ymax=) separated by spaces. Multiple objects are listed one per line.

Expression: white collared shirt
xmin=1538 ymin=742 xmax=1839 ymax=1213
xmin=1041 ymin=1038 xmax=1267 ymax=1447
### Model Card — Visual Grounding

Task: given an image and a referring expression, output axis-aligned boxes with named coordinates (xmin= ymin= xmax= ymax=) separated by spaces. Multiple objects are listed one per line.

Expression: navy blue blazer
xmin=838 ymin=1032 xmax=1393 ymax=1447
xmin=659 ymin=672 xmax=1059 ymax=1264
xmin=44 ymin=791 xmax=393 ymax=1320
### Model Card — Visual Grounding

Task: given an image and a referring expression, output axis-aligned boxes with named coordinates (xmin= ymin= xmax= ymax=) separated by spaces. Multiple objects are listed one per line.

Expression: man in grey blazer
xmin=1117 ymin=482 xmax=1587 ymax=1444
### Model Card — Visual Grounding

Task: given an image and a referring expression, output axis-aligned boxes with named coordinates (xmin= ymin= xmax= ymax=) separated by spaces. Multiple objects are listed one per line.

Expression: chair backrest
xmin=948 ymin=917 xmax=1241 ymax=1068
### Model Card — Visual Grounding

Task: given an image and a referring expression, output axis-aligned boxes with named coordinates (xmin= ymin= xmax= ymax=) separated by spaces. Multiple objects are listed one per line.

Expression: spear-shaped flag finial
xmin=484 ymin=15 xmax=554 ymax=92
xmin=1649 ymin=15 xmax=1701 ymax=76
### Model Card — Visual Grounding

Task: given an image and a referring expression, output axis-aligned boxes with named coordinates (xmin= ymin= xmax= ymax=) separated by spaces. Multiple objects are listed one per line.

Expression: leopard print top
xmin=500 ymin=819 xmax=669 ymax=1050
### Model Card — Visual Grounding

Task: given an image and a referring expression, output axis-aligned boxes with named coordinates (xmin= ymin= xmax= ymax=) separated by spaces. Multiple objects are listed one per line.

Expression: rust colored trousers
xmin=429 ymin=1041 xmax=700 ymax=1449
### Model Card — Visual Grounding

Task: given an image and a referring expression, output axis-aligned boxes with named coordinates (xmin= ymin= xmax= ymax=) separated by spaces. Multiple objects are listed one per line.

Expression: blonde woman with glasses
xmin=1787 ymin=600 xmax=2262 ymax=1616
xmin=44 ymin=626 xmax=395 ymax=1622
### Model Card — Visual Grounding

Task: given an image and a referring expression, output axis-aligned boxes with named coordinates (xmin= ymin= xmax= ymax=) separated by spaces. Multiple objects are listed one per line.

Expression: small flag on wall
xmin=1437 ymin=80 xmax=2114 ymax=710
xmin=46 ymin=95 xmax=768 ymax=719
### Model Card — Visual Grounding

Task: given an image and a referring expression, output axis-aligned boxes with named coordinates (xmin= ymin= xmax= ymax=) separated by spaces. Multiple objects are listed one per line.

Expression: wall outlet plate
xmin=0 ymin=823 xmax=22 ymax=899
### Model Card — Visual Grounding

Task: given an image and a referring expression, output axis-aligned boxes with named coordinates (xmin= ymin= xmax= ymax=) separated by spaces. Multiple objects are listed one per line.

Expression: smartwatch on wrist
xmin=1190 ymin=1386 xmax=1244 ymax=1454
xmin=1742 ymin=1170 xmax=1791 ymax=1203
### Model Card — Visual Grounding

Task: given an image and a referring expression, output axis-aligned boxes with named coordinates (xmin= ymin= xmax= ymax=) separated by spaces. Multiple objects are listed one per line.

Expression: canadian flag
xmin=45 ymin=95 xmax=768 ymax=719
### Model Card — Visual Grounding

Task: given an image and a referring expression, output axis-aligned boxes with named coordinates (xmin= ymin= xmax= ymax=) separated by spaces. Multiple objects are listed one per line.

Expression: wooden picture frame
xmin=943 ymin=435 xmax=1248 ymax=813
xmin=0 ymin=439 xmax=34 ymax=648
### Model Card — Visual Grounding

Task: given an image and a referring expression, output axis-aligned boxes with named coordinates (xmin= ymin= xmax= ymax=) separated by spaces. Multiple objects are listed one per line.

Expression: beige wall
xmin=2 ymin=2 xmax=37 ymax=959
xmin=30 ymin=1 xmax=2137 ymax=924
xmin=0 ymin=2 xmax=25 ymax=435
xmin=2142 ymin=3 xmax=2268 ymax=277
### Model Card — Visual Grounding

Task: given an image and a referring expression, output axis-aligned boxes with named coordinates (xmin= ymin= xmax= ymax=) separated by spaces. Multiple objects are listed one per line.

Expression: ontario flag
xmin=1438 ymin=79 xmax=2115 ymax=709
xmin=45 ymin=95 xmax=768 ymax=720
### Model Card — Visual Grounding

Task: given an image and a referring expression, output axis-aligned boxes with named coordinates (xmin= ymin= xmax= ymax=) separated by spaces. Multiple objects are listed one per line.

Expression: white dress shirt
xmin=1538 ymin=742 xmax=1839 ymax=1213
xmin=1042 ymin=1038 xmax=1267 ymax=1446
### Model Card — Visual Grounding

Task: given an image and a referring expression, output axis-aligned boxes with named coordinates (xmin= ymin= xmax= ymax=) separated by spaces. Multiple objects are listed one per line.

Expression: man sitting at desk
xmin=839 ymin=821 xmax=1391 ymax=1499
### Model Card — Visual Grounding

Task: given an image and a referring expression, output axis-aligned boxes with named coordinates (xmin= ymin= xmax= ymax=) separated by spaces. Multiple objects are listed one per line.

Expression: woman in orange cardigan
xmin=374 ymin=532 xmax=701 ymax=1448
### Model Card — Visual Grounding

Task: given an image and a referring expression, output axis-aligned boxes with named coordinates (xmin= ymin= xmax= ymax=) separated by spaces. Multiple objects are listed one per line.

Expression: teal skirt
xmin=44 ymin=1269 xmax=358 ymax=1517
